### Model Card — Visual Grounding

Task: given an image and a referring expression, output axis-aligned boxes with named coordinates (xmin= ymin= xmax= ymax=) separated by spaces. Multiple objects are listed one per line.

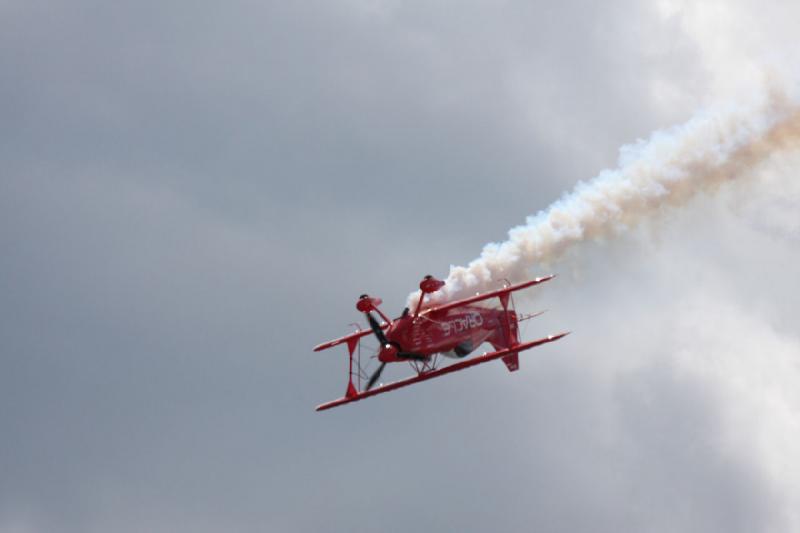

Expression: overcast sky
xmin=2 ymin=1 xmax=800 ymax=532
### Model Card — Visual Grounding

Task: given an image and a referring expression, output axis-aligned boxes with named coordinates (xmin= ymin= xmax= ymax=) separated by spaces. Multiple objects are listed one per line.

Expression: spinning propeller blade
xmin=366 ymin=311 xmax=425 ymax=360
xmin=363 ymin=306 xmax=426 ymax=392
xmin=366 ymin=312 xmax=389 ymax=346
xmin=365 ymin=362 xmax=386 ymax=391
xmin=364 ymin=311 xmax=389 ymax=391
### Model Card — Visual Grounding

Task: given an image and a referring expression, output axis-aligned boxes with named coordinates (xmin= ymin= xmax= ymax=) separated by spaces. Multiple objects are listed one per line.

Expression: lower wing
xmin=316 ymin=332 xmax=569 ymax=411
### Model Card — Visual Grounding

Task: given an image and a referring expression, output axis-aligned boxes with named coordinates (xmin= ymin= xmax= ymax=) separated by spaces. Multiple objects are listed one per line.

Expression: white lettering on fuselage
xmin=440 ymin=311 xmax=484 ymax=336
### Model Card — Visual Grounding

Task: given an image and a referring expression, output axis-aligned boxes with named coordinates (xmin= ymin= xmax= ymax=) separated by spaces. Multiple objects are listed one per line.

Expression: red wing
xmin=421 ymin=275 xmax=555 ymax=316
xmin=313 ymin=323 xmax=386 ymax=352
xmin=316 ymin=332 xmax=569 ymax=411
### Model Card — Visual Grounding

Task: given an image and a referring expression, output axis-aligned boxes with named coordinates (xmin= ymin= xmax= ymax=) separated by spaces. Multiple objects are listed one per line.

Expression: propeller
xmin=366 ymin=311 xmax=426 ymax=359
xmin=364 ymin=311 xmax=390 ymax=391
xmin=361 ymin=299 xmax=427 ymax=391
xmin=366 ymin=311 xmax=389 ymax=346
xmin=365 ymin=361 xmax=386 ymax=391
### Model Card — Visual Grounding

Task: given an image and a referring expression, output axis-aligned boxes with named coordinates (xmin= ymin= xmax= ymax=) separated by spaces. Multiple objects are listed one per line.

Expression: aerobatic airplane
xmin=313 ymin=274 xmax=568 ymax=411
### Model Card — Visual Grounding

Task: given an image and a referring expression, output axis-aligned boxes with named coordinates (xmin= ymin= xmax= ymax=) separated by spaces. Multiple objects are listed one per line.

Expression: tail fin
xmin=490 ymin=309 xmax=521 ymax=372
xmin=501 ymin=352 xmax=519 ymax=372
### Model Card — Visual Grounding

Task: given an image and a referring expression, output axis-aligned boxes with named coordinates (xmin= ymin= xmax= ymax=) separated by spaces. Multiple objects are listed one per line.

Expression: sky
xmin=2 ymin=1 xmax=800 ymax=532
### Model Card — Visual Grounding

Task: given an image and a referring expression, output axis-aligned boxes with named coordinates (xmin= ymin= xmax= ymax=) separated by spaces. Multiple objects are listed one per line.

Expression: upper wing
xmin=421 ymin=275 xmax=555 ymax=316
xmin=313 ymin=323 xmax=387 ymax=352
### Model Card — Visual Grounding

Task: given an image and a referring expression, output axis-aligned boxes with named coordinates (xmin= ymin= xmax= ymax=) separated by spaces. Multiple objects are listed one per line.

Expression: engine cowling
xmin=377 ymin=343 xmax=399 ymax=362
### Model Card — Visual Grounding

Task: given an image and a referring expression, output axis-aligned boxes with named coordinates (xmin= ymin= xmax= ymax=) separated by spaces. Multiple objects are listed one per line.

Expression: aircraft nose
xmin=378 ymin=343 xmax=398 ymax=362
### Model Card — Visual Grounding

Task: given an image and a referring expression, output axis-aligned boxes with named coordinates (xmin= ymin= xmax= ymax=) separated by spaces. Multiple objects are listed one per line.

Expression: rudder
xmin=501 ymin=352 xmax=519 ymax=372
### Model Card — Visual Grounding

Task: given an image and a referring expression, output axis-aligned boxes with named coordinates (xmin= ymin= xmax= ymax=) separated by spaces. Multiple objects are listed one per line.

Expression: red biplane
xmin=313 ymin=274 xmax=568 ymax=411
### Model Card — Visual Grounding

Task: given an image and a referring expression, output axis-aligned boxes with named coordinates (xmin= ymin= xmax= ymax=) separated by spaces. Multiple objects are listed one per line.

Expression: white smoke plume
xmin=412 ymin=87 xmax=800 ymax=307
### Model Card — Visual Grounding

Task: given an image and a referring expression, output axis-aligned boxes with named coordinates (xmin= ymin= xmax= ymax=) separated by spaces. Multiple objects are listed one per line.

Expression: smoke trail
xmin=412 ymin=89 xmax=800 ymax=306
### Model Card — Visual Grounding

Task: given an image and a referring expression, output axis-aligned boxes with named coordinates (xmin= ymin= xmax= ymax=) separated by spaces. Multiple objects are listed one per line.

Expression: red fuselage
xmin=377 ymin=305 xmax=519 ymax=362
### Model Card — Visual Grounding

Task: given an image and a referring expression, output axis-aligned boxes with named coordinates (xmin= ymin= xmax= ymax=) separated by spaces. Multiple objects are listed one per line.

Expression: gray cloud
xmin=2 ymin=0 xmax=799 ymax=532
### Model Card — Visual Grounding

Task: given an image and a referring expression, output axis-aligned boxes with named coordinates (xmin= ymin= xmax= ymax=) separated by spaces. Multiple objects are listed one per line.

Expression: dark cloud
xmin=2 ymin=0 xmax=799 ymax=532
